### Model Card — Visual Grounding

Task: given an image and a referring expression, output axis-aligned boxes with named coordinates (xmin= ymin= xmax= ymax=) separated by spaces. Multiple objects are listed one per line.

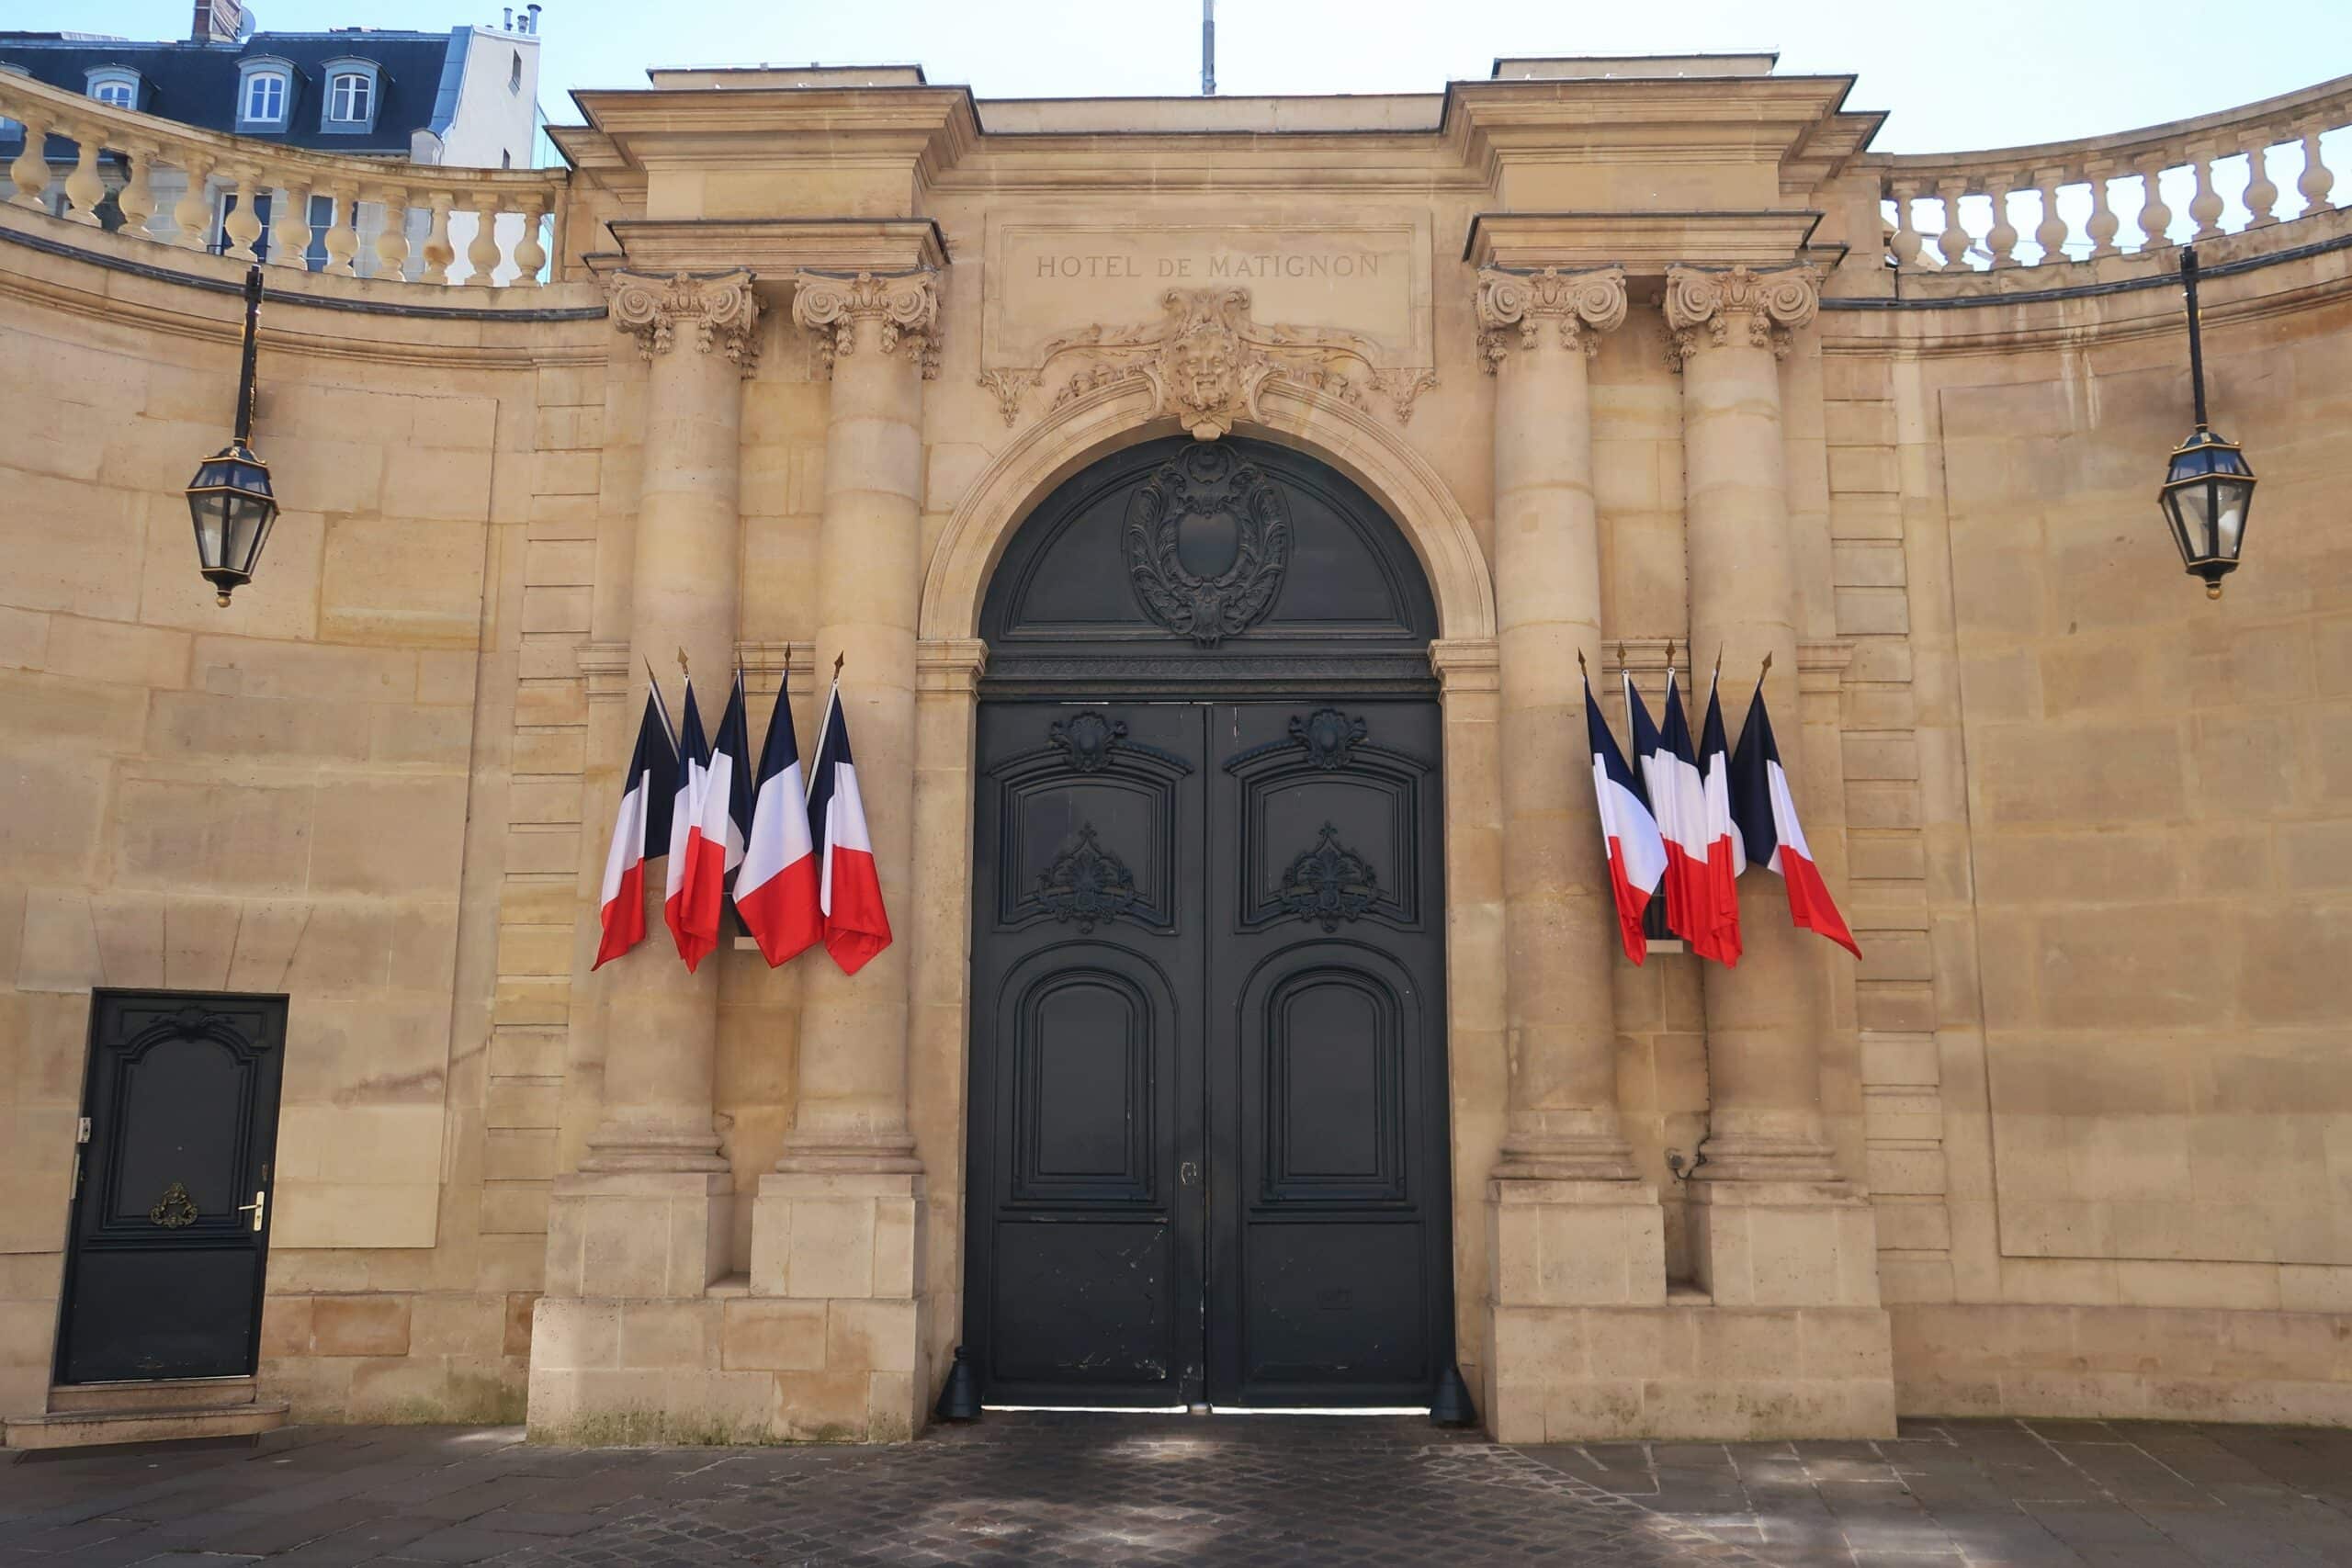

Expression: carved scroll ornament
xmin=790 ymin=268 xmax=942 ymax=378
xmin=1279 ymin=823 xmax=1379 ymax=931
xmin=1036 ymin=824 xmax=1141 ymax=933
xmin=1473 ymin=265 xmax=1628 ymax=370
xmin=605 ymin=269 xmax=762 ymax=372
xmin=1125 ymin=443 xmax=1292 ymax=645
xmin=1663 ymin=264 xmax=1821 ymax=366
xmin=978 ymin=286 xmax=1437 ymax=436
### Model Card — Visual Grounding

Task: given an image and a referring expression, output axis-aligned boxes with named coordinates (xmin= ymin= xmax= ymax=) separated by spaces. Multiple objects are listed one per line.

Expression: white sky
xmin=11 ymin=0 xmax=2352 ymax=152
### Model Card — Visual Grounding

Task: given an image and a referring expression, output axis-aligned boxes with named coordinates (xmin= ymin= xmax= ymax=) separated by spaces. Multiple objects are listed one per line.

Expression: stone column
xmin=549 ymin=270 xmax=758 ymax=1292
xmin=746 ymin=269 xmax=940 ymax=1442
xmin=1474 ymin=266 xmax=1668 ymax=1445
xmin=1476 ymin=265 xmax=1640 ymax=1182
xmin=530 ymin=269 xmax=761 ymax=1444
xmin=1666 ymin=265 xmax=1885 ymax=1342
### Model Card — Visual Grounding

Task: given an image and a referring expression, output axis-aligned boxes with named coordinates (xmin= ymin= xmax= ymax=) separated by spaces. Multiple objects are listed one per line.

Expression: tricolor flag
xmin=807 ymin=676 xmax=891 ymax=975
xmin=662 ymin=673 xmax=749 ymax=974
xmin=1729 ymin=671 xmax=1861 ymax=959
xmin=1622 ymin=670 xmax=1673 ymax=944
xmin=1696 ymin=670 xmax=1745 ymax=968
xmin=1637 ymin=667 xmax=1732 ymax=962
xmin=1584 ymin=663 xmax=1668 ymax=964
xmin=734 ymin=676 xmax=822 ymax=965
xmin=593 ymin=685 xmax=677 ymax=969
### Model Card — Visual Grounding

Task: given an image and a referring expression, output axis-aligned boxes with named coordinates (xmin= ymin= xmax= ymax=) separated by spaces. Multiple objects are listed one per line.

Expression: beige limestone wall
xmin=1822 ymin=205 xmax=2352 ymax=1421
xmin=0 ymin=213 xmax=606 ymax=1425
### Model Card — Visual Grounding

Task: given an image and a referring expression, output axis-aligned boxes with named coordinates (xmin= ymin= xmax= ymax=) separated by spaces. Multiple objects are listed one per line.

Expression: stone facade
xmin=2 ymin=56 xmax=2349 ymax=1447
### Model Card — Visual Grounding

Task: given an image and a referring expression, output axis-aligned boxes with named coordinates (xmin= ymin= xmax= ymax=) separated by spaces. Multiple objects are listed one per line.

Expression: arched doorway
xmin=962 ymin=434 xmax=1456 ymax=1409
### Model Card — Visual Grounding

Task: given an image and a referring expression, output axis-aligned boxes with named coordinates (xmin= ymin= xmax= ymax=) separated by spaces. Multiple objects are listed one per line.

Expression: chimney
xmin=502 ymin=7 xmax=513 ymax=28
xmin=191 ymin=0 xmax=244 ymax=42
xmin=526 ymin=4 xmax=540 ymax=33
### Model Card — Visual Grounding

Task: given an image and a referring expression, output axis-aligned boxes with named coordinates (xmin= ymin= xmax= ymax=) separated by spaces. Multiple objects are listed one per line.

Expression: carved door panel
xmin=56 ymin=992 xmax=288 ymax=1384
xmin=968 ymin=698 xmax=1453 ymax=1409
xmin=1207 ymin=701 xmax=1450 ymax=1406
xmin=967 ymin=703 xmax=1207 ymax=1406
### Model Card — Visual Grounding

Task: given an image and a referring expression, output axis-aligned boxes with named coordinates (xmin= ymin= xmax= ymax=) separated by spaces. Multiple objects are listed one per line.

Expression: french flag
xmin=1696 ymin=670 xmax=1745 ymax=968
xmin=807 ymin=676 xmax=892 ymax=975
xmin=734 ymin=675 xmax=822 ymax=965
xmin=663 ymin=673 xmax=749 ymax=974
xmin=593 ymin=685 xmax=677 ymax=969
xmin=1584 ymin=665 xmax=1668 ymax=964
xmin=1729 ymin=672 xmax=1861 ymax=959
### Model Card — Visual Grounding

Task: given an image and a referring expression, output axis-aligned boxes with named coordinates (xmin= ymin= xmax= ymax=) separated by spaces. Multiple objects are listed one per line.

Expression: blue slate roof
xmin=0 ymin=28 xmax=469 ymax=154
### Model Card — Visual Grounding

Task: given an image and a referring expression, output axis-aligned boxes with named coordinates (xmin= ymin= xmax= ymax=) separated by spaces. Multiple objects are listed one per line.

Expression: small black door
xmin=56 ymin=991 xmax=288 ymax=1385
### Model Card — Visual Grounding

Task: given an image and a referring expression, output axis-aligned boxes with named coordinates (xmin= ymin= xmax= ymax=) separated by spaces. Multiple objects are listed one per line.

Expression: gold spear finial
xmin=832 ymin=651 xmax=845 ymax=681
xmin=676 ymin=646 xmax=690 ymax=679
xmin=1713 ymin=644 xmax=1724 ymax=682
xmin=1577 ymin=648 xmax=1589 ymax=674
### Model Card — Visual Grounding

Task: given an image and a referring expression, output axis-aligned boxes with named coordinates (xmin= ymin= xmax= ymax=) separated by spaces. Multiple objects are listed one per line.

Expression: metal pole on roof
xmin=1202 ymin=0 xmax=1216 ymax=96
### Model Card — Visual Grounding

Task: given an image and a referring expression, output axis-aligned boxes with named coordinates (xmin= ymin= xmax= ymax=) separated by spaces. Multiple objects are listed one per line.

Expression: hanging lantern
xmin=184 ymin=265 xmax=279 ymax=607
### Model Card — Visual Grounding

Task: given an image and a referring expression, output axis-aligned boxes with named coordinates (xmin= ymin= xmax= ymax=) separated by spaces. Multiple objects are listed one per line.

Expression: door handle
xmin=235 ymin=1189 xmax=266 ymax=1234
xmin=1180 ymin=1160 xmax=1199 ymax=1188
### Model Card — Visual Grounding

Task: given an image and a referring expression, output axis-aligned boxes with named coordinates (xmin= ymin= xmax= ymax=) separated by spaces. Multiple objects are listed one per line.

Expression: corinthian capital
xmin=1473 ymin=265 xmax=1628 ymax=371
xmin=790 ymin=269 xmax=943 ymax=379
xmin=605 ymin=269 xmax=761 ymax=372
xmin=1662 ymin=264 xmax=1820 ymax=366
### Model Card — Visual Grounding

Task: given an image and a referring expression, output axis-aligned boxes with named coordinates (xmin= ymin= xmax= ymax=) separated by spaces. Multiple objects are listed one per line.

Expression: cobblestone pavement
xmin=3 ymin=1414 xmax=2349 ymax=1566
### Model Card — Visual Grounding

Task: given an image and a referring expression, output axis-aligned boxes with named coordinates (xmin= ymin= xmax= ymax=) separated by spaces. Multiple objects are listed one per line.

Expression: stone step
xmin=4 ymin=1401 xmax=288 ymax=1451
xmin=47 ymin=1376 xmax=259 ymax=1414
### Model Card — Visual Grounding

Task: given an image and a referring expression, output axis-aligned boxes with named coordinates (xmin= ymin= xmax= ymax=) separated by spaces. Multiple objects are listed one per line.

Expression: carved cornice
xmin=1473 ymin=265 xmax=1628 ymax=371
xmin=1428 ymin=637 xmax=1501 ymax=695
xmin=979 ymin=286 xmax=1436 ymax=436
xmin=789 ymin=268 xmax=942 ymax=378
xmin=1663 ymin=263 xmax=1820 ymax=366
xmin=604 ymin=268 xmax=761 ymax=372
xmin=915 ymin=637 xmax=989 ymax=694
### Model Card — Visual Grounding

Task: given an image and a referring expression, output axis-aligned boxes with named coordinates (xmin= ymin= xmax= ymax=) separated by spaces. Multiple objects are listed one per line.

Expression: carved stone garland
xmin=1662 ymin=264 xmax=1820 ymax=367
xmin=1473 ymin=265 xmax=1629 ymax=371
xmin=978 ymin=286 xmax=1437 ymax=436
xmin=605 ymin=269 xmax=762 ymax=374
xmin=790 ymin=269 xmax=943 ymax=380
xmin=1279 ymin=823 xmax=1379 ymax=931
xmin=1125 ymin=444 xmax=1293 ymax=646
xmin=1036 ymin=824 xmax=1141 ymax=933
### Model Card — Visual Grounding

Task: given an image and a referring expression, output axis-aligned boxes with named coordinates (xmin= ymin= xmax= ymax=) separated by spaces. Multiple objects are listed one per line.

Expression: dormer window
xmin=317 ymin=57 xmax=381 ymax=134
xmin=234 ymin=59 xmax=295 ymax=131
xmin=85 ymin=68 xmax=142 ymax=110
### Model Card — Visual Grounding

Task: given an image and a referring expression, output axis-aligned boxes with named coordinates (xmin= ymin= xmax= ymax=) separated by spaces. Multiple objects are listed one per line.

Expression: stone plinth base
xmin=1687 ymin=1179 xmax=1883 ymax=1307
xmin=1487 ymin=1301 xmax=1897 ymax=1441
xmin=545 ymin=1171 xmax=731 ymax=1300
xmin=527 ymin=1289 xmax=928 ymax=1444
xmin=1485 ymin=1175 xmax=1894 ymax=1441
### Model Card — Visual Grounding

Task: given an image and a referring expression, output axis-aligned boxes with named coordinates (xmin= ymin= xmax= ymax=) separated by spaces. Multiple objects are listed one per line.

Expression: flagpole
xmin=643 ymin=657 xmax=679 ymax=752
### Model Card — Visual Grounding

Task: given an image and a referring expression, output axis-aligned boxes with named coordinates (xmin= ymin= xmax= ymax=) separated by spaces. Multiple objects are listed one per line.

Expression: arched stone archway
xmin=903 ymin=382 xmax=1509 ymax=1411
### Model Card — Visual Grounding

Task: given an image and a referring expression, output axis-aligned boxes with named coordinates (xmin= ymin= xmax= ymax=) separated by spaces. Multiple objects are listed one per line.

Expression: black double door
xmin=967 ymin=697 xmax=1452 ymax=1408
xmin=57 ymin=992 xmax=287 ymax=1384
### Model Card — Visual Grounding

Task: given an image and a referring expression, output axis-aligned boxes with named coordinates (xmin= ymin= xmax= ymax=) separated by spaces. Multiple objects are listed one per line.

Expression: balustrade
xmin=1876 ymin=73 xmax=2352 ymax=274
xmin=0 ymin=71 xmax=564 ymax=287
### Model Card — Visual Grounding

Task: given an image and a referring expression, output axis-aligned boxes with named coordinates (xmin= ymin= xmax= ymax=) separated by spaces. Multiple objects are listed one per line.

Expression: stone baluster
xmin=511 ymin=200 xmax=548 ymax=288
xmin=1887 ymin=184 xmax=1928 ymax=271
xmin=2188 ymin=146 xmax=2226 ymax=238
xmin=1983 ymin=177 xmax=2021 ymax=268
xmin=170 ymin=154 xmax=214 ymax=251
xmin=1934 ymin=179 xmax=1972 ymax=270
xmin=117 ymin=144 xmax=160 ymax=242
xmin=7 ymin=111 xmax=51 ymax=209
xmin=466 ymin=197 xmax=501 ymax=285
xmin=2244 ymin=140 xmax=2282 ymax=228
xmin=2084 ymin=166 xmax=2121 ymax=257
xmin=371 ymin=185 xmax=412 ymax=279
xmin=1469 ymin=265 xmax=1641 ymax=1183
xmin=551 ymin=268 xmax=761 ymax=1302
xmin=2298 ymin=128 xmax=2335 ymax=216
xmin=321 ymin=186 xmax=360 ymax=276
xmin=421 ymin=194 xmax=455 ymax=285
xmin=220 ymin=168 xmax=264 ymax=262
xmin=270 ymin=183 xmax=313 ymax=271
xmin=61 ymin=124 xmax=106 ymax=227
xmin=2136 ymin=161 xmax=2175 ymax=251
xmin=2031 ymin=172 xmax=2070 ymax=264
